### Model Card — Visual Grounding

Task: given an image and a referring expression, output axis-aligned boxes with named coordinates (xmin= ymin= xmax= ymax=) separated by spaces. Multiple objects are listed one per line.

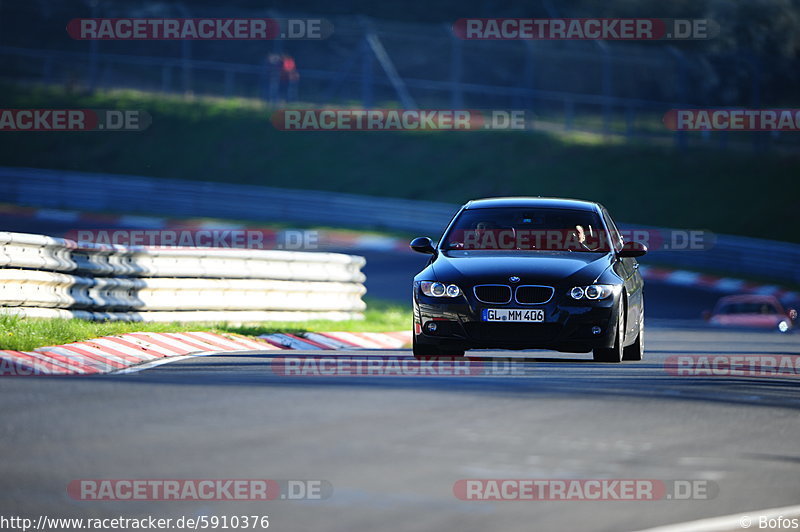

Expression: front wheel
xmin=593 ymin=305 xmax=624 ymax=363
xmin=623 ymin=303 xmax=644 ymax=361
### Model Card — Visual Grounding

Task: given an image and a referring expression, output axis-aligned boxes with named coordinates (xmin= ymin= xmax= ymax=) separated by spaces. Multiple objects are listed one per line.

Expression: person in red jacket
xmin=280 ymin=54 xmax=299 ymax=102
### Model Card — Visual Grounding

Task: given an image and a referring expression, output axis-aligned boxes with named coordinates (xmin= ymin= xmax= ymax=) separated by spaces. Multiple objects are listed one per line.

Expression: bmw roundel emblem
xmin=509 ymin=276 xmax=521 ymax=283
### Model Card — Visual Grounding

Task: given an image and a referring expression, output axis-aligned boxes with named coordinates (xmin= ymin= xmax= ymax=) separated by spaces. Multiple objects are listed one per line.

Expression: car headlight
xmin=419 ymin=281 xmax=462 ymax=298
xmin=568 ymin=284 xmax=615 ymax=300
xmin=446 ymin=284 xmax=461 ymax=297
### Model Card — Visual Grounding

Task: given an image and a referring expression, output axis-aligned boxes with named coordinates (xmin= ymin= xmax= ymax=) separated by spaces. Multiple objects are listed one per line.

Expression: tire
xmin=623 ymin=303 xmax=644 ymax=361
xmin=593 ymin=304 xmax=624 ymax=363
xmin=412 ymin=336 xmax=464 ymax=358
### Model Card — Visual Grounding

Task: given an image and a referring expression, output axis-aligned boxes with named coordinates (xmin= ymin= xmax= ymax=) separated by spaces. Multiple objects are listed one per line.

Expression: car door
xmin=602 ymin=209 xmax=644 ymax=340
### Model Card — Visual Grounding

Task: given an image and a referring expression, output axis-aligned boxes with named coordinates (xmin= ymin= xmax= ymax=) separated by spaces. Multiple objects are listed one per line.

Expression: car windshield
xmin=718 ymin=302 xmax=780 ymax=315
xmin=441 ymin=207 xmax=611 ymax=252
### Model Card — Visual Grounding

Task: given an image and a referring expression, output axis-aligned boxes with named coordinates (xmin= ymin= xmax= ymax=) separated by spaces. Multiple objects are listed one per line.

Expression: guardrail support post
xmin=668 ymin=46 xmax=688 ymax=152
xmin=175 ymin=1 xmax=193 ymax=96
xmin=361 ymin=35 xmax=374 ymax=108
xmin=522 ymin=41 xmax=535 ymax=112
xmin=181 ymin=40 xmax=191 ymax=95
xmin=42 ymin=56 xmax=53 ymax=84
xmin=598 ymin=42 xmax=613 ymax=136
xmin=564 ymin=98 xmax=574 ymax=131
xmin=449 ymin=25 xmax=463 ymax=109
xmin=362 ymin=17 xmax=416 ymax=110
xmin=267 ymin=10 xmax=284 ymax=106
xmin=224 ymin=69 xmax=234 ymax=97
xmin=161 ymin=65 xmax=171 ymax=93
xmin=87 ymin=1 xmax=99 ymax=91
xmin=625 ymin=106 xmax=634 ymax=138
xmin=747 ymin=53 xmax=764 ymax=154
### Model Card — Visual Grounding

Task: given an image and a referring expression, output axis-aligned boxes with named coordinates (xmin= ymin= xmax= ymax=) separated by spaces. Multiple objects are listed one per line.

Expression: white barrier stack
xmin=0 ymin=232 xmax=367 ymax=322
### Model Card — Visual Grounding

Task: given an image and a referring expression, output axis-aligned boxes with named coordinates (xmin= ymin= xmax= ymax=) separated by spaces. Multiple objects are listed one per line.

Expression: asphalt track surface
xmin=2 ymin=215 xmax=799 ymax=531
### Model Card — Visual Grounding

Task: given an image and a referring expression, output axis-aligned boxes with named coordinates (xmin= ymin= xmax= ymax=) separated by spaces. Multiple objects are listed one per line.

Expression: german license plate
xmin=482 ymin=308 xmax=545 ymax=322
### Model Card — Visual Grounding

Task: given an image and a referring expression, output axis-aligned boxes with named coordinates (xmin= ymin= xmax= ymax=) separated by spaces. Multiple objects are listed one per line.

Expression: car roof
xmin=463 ymin=197 xmax=602 ymax=212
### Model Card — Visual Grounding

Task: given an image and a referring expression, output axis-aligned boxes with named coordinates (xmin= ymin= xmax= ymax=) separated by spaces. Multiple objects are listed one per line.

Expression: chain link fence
xmin=0 ymin=1 xmax=793 ymax=152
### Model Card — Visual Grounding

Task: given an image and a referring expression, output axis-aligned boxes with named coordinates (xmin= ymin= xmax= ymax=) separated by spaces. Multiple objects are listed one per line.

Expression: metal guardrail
xmin=642 ymin=232 xmax=800 ymax=286
xmin=0 ymin=167 xmax=459 ymax=234
xmin=1 ymin=167 xmax=799 ymax=285
xmin=0 ymin=230 xmax=366 ymax=322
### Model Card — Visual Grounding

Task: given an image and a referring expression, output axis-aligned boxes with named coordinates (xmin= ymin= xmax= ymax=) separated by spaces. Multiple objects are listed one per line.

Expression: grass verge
xmin=0 ymin=299 xmax=411 ymax=352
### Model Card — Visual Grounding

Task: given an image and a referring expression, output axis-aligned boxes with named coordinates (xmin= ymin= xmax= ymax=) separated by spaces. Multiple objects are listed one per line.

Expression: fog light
xmin=426 ymin=322 xmax=438 ymax=333
xmin=779 ymin=321 xmax=789 ymax=333
xmin=591 ymin=326 xmax=602 ymax=335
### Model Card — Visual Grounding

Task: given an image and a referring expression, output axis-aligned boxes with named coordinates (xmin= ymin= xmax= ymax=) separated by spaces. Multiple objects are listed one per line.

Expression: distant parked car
xmin=704 ymin=294 xmax=797 ymax=333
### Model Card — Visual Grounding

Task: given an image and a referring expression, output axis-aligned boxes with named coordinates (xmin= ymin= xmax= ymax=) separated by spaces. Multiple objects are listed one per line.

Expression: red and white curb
xmin=261 ymin=331 xmax=411 ymax=351
xmin=640 ymin=265 xmax=800 ymax=302
xmin=0 ymin=331 xmax=413 ymax=376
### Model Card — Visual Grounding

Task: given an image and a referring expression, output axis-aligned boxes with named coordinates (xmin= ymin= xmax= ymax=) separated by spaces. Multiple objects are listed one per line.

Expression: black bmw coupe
xmin=410 ymin=197 xmax=647 ymax=362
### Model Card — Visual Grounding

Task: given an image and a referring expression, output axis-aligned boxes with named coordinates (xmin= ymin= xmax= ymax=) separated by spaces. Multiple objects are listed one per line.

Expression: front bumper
xmin=413 ymin=290 xmax=621 ymax=352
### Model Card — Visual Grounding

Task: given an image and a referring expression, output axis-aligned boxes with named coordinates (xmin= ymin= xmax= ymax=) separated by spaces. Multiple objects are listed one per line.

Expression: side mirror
xmin=410 ymin=237 xmax=436 ymax=255
xmin=702 ymin=310 xmax=711 ymax=321
xmin=619 ymin=241 xmax=647 ymax=258
xmin=789 ymin=309 xmax=798 ymax=321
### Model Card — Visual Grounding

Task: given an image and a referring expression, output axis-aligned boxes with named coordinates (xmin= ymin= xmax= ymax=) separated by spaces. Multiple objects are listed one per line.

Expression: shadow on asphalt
xmin=55 ymin=350 xmax=800 ymax=411
xmin=648 ymin=349 xmax=798 ymax=355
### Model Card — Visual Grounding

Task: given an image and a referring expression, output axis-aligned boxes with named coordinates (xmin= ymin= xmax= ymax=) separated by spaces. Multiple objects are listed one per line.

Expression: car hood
xmin=431 ymin=251 xmax=613 ymax=285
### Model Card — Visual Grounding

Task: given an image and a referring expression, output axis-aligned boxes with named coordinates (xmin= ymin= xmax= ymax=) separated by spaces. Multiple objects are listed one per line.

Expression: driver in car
xmin=572 ymin=224 xmax=600 ymax=251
